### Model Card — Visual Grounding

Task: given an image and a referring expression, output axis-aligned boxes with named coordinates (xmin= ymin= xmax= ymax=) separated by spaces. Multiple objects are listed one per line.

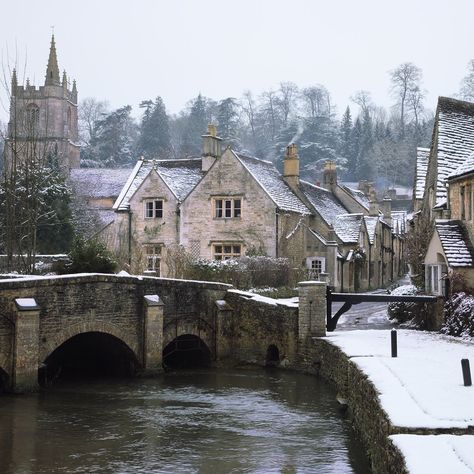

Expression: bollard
xmin=461 ymin=359 xmax=472 ymax=386
xmin=391 ymin=329 xmax=397 ymax=358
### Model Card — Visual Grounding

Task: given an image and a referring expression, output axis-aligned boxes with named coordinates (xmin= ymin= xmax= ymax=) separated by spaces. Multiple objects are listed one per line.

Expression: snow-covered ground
xmin=324 ymin=330 xmax=474 ymax=473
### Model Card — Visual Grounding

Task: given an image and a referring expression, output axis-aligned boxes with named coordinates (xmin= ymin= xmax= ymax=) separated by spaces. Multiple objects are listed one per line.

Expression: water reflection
xmin=0 ymin=369 xmax=370 ymax=473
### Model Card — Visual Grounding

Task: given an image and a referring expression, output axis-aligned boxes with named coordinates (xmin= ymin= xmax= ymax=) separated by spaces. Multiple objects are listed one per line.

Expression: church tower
xmin=5 ymin=35 xmax=80 ymax=174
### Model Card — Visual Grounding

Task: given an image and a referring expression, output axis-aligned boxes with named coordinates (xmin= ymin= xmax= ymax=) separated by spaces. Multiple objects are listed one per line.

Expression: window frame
xmin=144 ymin=199 xmax=164 ymax=219
xmin=306 ymin=257 xmax=326 ymax=278
xmin=212 ymin=243 xmax=242 ymax=260
xmin=144 ymin=244 xmax=162 ymax=275
xmin=213 ymin=197 xmax=242 ymax=219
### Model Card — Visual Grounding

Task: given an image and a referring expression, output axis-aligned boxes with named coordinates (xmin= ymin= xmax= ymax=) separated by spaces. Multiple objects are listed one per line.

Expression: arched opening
xmin=41 ymin=332 xmax=139 ymax=385
xmin=0 ymin=367 xmax=9 ymax=393
xmin=163 ymin=335 xmax=211 ymax=370
xmin=265 ymin=344 xmax=280 ymax=367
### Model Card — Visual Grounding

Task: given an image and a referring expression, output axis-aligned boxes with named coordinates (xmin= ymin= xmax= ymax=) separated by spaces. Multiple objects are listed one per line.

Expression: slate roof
xmin=340 ymin=185 xmax=370 ymax=210
xmin=435 ymin=220 xmax=474 ymax=267
xmin=447 ymin=152 xmax=474 ymax=181
xmin=333 ymin=213 xmax=364 ymax=244
xmin=69 ymin=168 xmax=131 ymax=199
xmin=113 ymin=158 xmax=204 ymax=210
xmin=391 ymin=211 xmax=407 ymax=235
xmin=235 ymin=152 xmax=311 ymax=214
xmin=299 ymin=180 xmax=348 ymax=225
xmin=415 ymin=147 xmax=430 ymax=200
xmin=431 ymin=97 xmax=474 ymax=204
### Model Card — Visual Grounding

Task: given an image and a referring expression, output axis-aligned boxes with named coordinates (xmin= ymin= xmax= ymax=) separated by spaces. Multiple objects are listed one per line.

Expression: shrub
xmin=58 ymin=236 xmax=117 ymax=274
xmin=441 ymin=292 xmax=474 ymax=338
xmin=387 ymin=284 xmax=428 ymax=327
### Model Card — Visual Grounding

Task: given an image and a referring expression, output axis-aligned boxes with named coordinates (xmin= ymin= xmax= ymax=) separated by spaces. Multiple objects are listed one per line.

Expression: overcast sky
xmin=1 ymin=0 xmax=474 ymax=122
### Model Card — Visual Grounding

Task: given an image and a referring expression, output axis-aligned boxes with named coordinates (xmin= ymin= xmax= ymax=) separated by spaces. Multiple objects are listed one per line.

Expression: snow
xmin=436 ymin=220 xmax=474 ymax=267
xmin=15 ymin=297 xmax=38 ymax=308
xmin=324 ymin=329 xmax=474 ymax=429
xmin=228 ymin=289 xmax=298 ymax=308
xmin=390 ymin=435 xmax=474 ymax=474
xmin=448 ymin=152 xmax=474 ymax=181
xmin=415 ymin=147 xmax=429 ymax=200
xmin=333 ymin=213 xmax=364 ymax=243
xmin=69 ymin=168 xmax=131 ymax=199
xmin=364 ymin=216 xmax=378 ymax=244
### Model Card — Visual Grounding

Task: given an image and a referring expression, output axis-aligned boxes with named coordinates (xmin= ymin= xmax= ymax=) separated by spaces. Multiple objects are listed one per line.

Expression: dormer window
xmin=144 ymin=199 xmax=163 ymax=219
xmin=213 ymin=198 xmax=241 ymax=219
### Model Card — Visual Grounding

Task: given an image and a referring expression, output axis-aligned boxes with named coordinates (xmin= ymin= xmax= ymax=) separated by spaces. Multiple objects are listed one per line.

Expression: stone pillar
xmin=298 ymin=281 xmax=327 ymax=339
xmin=143 ymin=295 xmax=164 ymax=375
xmin=13 ymin=298 xmax=40 ymax=393
xmin=215 ymin=299 xmax=234 ymax=361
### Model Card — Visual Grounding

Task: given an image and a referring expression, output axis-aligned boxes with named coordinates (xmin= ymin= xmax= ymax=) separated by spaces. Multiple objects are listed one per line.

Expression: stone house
xmin=413 ymin=97 xmax=474 ymax=294
xmin=102 ymin=125 xmax=405 ymax=291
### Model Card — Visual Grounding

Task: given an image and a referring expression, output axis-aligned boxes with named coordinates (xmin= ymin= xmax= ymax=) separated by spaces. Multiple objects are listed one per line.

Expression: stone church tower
xmin=5 ymin=35 xmax=80 ymax=173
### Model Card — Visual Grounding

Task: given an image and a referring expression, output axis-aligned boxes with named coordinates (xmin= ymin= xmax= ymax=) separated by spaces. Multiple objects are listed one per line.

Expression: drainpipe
xmin=128 ymin=210 xmax=132 ymax=266
xmin=275 ymin=210 xmax=279 ymax=258
xmin=368 ymin=244 xmax=372 ymax=289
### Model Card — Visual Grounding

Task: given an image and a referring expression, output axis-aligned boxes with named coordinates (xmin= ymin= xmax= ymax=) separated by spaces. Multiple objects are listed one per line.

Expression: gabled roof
xmin=113 ymin=158 xmax=204 ymax=210
xmin=415 ymin=147 xmax=430 ymax=200
xmin=431 ymin=97 xmax=474 ymax=204
xmin=69 ymin=168 xmax=132 ymax=199
xmin=391 ymin=211 xmax=407 ymax=235
xmin=435 ymin=220 xmax=474 ymax=267
xmin=333 ymin=213 xmax=364 ymax=244
xmin=363 ymin=216 xmax=378 ymax=244
xmin=447 ymin=152 xmax=474 ymax=181
xmin=235 ymin=152 xmax=311 ymax=214
xmin=340 ymin=184 xmax=370 ymax=210
xmin=299 ymin=180 xmax=348 ymax=225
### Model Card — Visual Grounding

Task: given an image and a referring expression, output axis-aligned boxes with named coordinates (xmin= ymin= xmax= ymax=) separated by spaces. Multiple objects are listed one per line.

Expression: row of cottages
xmin=414 ymin=97 xmax=474 ymax=294
xmin=98 ymin=125 xmax=405 ymax=291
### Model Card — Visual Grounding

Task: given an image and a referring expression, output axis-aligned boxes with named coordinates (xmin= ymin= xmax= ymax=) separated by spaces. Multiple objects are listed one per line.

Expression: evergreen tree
xmin=350 ymin=117 xmax=362 ymax=178
xmin=181 ymin=94 xmax=213 ymax=156
xmin=339 ymin=106 xmax=353 ymax=177
xmin=216 ymin=97 xmax=240 ymax=149
xmin=358 ymin=108 xmax=374 ymax=179
xmin=138 ymin=96 xmax=171 ymax=158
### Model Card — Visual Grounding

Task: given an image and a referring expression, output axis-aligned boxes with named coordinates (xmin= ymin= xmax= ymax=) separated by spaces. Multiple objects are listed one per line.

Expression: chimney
xmin=202 ymin=124 xmax=222 ymax=172
xmin=380 ymin=197 xmax=392 ymax=225
xmin=322 ymin=160 xmax=337 ymax=190
xmin=369 ymin=188 xmax=378 ymax=216
xmin=283 ymin=143 xmax=300 ymax=191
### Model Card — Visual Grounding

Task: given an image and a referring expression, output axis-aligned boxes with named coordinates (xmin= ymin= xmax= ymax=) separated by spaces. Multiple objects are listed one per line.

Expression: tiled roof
xmin=113 ymin=158 xmax=204 ymax=210
xmin=340 ymin=185 xmax=369 ymax=210
xmin=415 ymin=147 xmax=430 ymax=200
xmin=435 ymin=220 xmax=474 ymax=267
xmin=333 ymin=213 xmax=364 ymax=244
xmin=391 ymin=211 xmax=407 ymax=235
xmin=69 ymin=168 xmax=131 ymax=199
xmin=299 ymin=180 xmax=348 ymax=225
xmin=433 ymin=97 xmax=474 ymax=204
xmin=363 ymin=216 xmax=378 ymax=244
xmin=235 ymin=152 xmax=311 ymax=214
xmin=447 ymin=153 xmax=474 ymax=181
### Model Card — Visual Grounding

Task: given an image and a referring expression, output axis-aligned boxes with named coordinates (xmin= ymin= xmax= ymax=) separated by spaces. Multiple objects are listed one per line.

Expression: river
xmin=0 ymin=369 xmax=370 ymax=473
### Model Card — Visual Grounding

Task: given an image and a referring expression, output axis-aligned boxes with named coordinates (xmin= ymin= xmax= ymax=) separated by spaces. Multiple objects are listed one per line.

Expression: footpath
xmin=324 ymin=330 xmax=474 ymax=473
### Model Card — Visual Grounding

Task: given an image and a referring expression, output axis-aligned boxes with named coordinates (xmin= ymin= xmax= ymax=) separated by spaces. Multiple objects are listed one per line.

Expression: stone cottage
xmin=102 ymin=125 xmax=405 ymax=291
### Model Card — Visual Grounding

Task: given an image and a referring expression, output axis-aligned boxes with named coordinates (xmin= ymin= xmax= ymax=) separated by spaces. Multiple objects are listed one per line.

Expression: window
xmin=213 ymin=244 xmax=241 ymax=260
xmin=26 ymin=103 xmax=40 ymax=129
xmin=214 ymin=198 xmax=241 ymax=218
xmin=426 ymin=263 xmax=447 ymax=296
xmin=460 ymin=186 xmax=465 ymax=220
xmin=144 ymin=199 xmax=163 ymax=218
xmin=467 ymin=185 xmax=472 ymax=220
xmin=306 ymin=257 xmax=326 ymax=278
xmin=145 ymin=245 xmax=162 ymax=275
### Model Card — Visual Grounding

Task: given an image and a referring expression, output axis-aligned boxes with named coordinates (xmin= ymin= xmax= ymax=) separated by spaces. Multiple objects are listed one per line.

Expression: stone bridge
xmin=0 ymin=274 xmax=327 ymax=393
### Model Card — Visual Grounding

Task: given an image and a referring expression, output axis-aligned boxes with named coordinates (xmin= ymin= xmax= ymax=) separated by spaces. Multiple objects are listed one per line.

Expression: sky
xmin=1 ymin=0 xmax=474 ymax=122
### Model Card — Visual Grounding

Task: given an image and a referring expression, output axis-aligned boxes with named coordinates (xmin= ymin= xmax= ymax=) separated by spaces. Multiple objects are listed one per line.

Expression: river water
xmin=0 ymin=369 xmax=370 ymax=473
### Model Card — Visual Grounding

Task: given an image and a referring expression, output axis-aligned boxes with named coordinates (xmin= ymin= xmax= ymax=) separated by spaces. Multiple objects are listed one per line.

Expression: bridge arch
xmin=40 ymin=321 xmax=140 ymax=363
xmin=265 ymin=344 xmax=280 ymax=366
xmin=163 ymin=334 xmax=212 ymax=369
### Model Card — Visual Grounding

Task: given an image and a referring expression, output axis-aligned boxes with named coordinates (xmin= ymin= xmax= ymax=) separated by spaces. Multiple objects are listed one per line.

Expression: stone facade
xmin=4 ymin=35 xmax=80 ymax=174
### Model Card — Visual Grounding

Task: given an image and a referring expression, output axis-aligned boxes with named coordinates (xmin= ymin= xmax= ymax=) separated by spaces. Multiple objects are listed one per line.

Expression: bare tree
xmin=241 ymin=90 xmax=257 ymax=149
xmin=389 ymin=62 xmax=423 ymax=137
xmin=351 ymin=90 xmax=373 ymax=116
xmin=302 ymin=85 xmax=331 ymax=118
xmin=277 ymin=81 xmax=298 ymax=125
xmin=78 ymin=97 xmax=109 ymax=146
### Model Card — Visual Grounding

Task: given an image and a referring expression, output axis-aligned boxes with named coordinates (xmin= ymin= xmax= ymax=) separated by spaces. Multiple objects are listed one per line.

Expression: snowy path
xmin=324 ymin=330 xmax=474 ymax=473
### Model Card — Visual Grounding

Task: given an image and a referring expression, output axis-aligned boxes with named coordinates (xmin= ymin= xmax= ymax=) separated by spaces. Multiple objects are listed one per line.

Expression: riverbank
xmin=312 ymin=330 xmax=474 ymax=473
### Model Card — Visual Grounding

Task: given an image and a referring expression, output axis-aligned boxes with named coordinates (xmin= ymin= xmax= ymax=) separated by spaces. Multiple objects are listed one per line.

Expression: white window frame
xmin=306 ymin=257 xmax=326 ymax=278
xmin=144 ymin=244 xmax=162 ymax=275
xmin=144 ymin=199 xmax=163 ymax=219
xmin=213 ymin=198 xmax=242 ymax=219
xmin=426 ymin=264 xmax=446 ymax=296
xmin=213 ymin=243 xmax=242 ymax=260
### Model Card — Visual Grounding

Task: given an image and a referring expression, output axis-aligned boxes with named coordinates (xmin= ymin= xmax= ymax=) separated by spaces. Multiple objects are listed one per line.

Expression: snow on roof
xmin=391 ymin=211 xmax=407 ymax=235
xmin=333 ymin=213 xmax=364 ymax=243
xmin=435 ymin=219 xmax=474 ymax=267
xmin=235 ymin=152 xmax=311 ymax=214
xmin=307 ymin=228 xmax=329 ymax=245
xmin=415 ymin=147 xmax=430 ymax=200
xmin=433 ymin=97 xmax=474 ymax=204
xmin=299 ymin=180 xmax=348 ymax=225
xmin=447 ymin=152 xmax=474 ymax=181
xmin=114 ymin=158 xmax=204 ymax=210
xmin=363 ymin=216 xmax=378 ymax=244
xmin=69 ymin=168 xmax=131 ymax=199
xmin=340 ymin=184 xmax=370 ymax=210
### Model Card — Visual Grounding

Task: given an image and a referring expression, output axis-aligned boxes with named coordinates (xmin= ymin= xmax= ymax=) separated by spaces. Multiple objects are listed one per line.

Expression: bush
xmin=441 ymin=292 xmax=474 ymax=338
xmin=387 ymin=284 xmax=428 ymax=326
xmin=58 ymin=236 xmax=117 ymax=274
